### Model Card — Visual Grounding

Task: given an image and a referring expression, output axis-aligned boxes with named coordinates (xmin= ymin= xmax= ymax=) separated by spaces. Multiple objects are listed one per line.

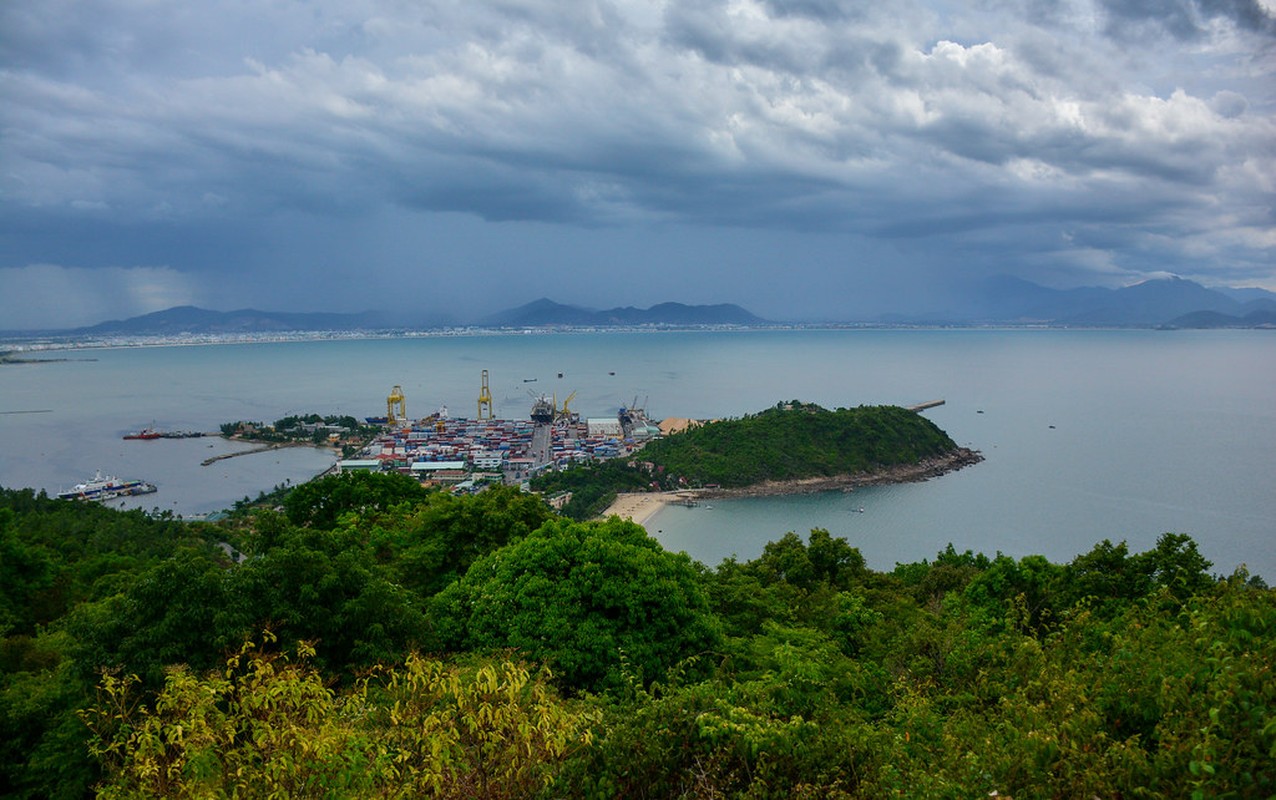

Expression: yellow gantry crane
xmin=477 ymin=370 xmax=494 ymax=420
xmin=387 ymin=384 xmax=406 ymax=426
xmin=556 ymin=390 xmax=577 ymax=423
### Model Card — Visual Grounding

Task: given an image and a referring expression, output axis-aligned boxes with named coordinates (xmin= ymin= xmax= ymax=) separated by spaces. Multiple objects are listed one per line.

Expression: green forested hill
xmin=2 ymin=478 xmax=1273 ymax=799
xmin=535 ymin=402 xmax=972 ymax=519
xmin=641 ymin=402 xmax=960 ymax=487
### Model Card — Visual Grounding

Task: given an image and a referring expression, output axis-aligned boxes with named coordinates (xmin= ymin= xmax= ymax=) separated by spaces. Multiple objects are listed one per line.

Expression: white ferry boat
xmin=57 ymin=471 xmax=158 ymax=502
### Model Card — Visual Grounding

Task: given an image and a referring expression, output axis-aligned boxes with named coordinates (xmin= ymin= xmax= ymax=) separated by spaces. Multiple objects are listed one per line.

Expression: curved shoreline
xmin=601 ymin=492 xmax=680 ymax=526
xmin=698 ymin=447 xmax=984 ymax=499
xmin=603 ymin=447 xmax=983 ymax=524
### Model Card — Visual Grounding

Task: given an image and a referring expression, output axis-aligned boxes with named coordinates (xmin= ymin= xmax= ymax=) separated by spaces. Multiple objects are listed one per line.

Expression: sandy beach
xmin=599 ymin=448 xmax=982 ymax=529
xmin=599 ymin=448 xmax=982 ymax=528
xmin=697 ymin=448 xmax=984 ymax=499
xmin=601 ymin=492 xmax=692 ymax=527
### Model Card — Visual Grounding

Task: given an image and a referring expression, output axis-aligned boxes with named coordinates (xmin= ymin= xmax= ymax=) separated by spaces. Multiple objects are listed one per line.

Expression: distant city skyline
xmin=3 ymin=0 xmax=1274 ymax=329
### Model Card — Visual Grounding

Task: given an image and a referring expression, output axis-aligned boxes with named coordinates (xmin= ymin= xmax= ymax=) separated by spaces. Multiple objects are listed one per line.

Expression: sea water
xmin=1 ymin=329 xmax=1272 ymax=578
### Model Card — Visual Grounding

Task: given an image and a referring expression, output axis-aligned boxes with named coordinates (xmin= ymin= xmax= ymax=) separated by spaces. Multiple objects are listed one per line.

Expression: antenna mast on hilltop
xmin=477 ymin=370 xmax=494 ymax=420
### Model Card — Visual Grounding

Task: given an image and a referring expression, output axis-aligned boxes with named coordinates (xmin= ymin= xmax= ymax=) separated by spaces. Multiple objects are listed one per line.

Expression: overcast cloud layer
xmin=2 ymin=0 xmax=1274 ymax=327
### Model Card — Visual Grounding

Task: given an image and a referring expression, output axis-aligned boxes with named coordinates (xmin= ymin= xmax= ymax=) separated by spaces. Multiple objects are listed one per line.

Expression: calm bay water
xmin=1 ymin=329 xmax=1272 ymax=578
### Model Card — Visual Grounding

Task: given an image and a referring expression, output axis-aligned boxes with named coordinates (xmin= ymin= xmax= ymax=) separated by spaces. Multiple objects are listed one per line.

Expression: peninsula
xmin=534 ymin=401 xmax=982 ymax=520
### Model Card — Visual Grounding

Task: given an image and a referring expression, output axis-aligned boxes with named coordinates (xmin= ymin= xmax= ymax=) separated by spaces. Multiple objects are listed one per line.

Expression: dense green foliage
xmin=434 ymin=516 xmax=720 ymax=692
xmin=2 ymin=479 xmax=1273 ymax=799
xmin=533 ymin=402 xmax=963 ymax=519
xmin=0 ymin=490 xmax=229 ymax=797
xmin=0 ymin=492 xmax=218 ymax=642
xmin=221 ymin=412 xmax=379 ymax=456
xmin=83 ymin=639 xmax=597 ymax=799
xmin=282 ymin=470 xmax=431 ymax=529
xmin=642 ymin=401 xmax=959 ymax=487
xmin=530 ymin=459 xmax=654 ymax=520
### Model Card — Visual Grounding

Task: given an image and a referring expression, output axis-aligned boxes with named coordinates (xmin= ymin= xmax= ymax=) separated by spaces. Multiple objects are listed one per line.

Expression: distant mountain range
xmin=68 ymin=306 xmax=390 ymax=336
xmin=1 ymin=300 xmax=768 ymax=337
xmin=479 ymin=299 xmax=768 ymax=328
xmin=4 ymin=279 xmax=1273 ymax=337
xmin=938 ymin=276 xmax=1276 ymax=328
xmin=1162 ymin=308 xmax=1276 ymax=328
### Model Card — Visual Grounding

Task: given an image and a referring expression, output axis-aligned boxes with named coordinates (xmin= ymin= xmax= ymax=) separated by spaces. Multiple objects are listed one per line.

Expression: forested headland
xmin=534 ymin=402 xmax=981 ymax=519
xmin=2 ymin=473 xmax=1272 ymax=798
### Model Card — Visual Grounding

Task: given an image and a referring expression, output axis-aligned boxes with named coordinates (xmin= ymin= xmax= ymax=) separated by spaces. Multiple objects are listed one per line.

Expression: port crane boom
xmin=477 ymin=370 xmax=494 ymax=420
xmin=387 ymin=385 xmax=406 ymax=426
xmin=556 ymin=390 xmax=577 ymax=423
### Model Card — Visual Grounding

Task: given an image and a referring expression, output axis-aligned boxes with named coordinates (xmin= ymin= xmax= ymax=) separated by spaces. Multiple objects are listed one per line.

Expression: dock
xmin=906 ymin=399 xmax=945 ymax=412
xmin=201 ymin=441 xmax=316 ymax=466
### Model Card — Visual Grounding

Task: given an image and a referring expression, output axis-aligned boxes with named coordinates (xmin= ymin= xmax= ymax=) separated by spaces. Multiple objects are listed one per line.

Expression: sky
xmin=2 ymin=0 xmax=1274 ymax=328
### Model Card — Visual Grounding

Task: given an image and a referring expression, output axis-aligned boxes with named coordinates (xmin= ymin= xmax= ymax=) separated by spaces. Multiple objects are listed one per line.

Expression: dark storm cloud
xmin=761 ymin=0 xmax=876 ymax=22
xmin=1098 ymin=0 xmax=1276 ymax=39
xmin=1 ymin=0 xmax=1273 ymax=327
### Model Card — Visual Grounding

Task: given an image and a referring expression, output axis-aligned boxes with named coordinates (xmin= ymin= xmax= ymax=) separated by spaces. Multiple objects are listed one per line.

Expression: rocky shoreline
xmin=695 ymin=447 xmax=984 ymax=500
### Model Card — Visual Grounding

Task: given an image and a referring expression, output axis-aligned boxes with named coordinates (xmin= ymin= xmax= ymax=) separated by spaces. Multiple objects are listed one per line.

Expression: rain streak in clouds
xmin=1 ymin=0 xmax=1274 ymax=327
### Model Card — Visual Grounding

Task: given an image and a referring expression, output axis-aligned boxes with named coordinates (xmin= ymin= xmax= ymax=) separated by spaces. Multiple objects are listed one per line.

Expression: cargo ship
xmin=530 ymin=395 xmax=556 ymax=424
xmin=57 ymin=471 xmax=158 ymax=502
xmin=124 ymin=428 xmax=206 ymax=439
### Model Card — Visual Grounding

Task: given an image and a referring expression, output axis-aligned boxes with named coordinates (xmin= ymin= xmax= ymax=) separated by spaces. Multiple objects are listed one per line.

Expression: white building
xmin=410 ymin=461 xmax=467 ymax=475
xmin=337 ymin=460 xmax=382 ymax=472
xmin=472 ymin=453 xmax=506 ymax=470
xmin=586 ymin=417 xmax=623 ymax=437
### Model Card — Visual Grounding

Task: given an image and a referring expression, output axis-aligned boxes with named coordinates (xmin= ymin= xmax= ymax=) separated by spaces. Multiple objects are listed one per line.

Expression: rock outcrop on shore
xmin=600 ymin=447 xmax=984 ymax=526
xmin=696 ymin=447 xmax=984 ymax=499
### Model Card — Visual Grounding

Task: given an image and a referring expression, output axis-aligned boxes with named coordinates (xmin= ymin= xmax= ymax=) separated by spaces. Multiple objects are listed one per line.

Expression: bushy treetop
xmin=435 ymin=517 xmax=721 ymax=692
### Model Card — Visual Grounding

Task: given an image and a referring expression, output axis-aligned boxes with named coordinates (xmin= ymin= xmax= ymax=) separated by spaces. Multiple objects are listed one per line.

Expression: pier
xmin=201 ymin=441 xmax=317 ymax=466
xmin=906 ymin=399 xmax=945 ymax=412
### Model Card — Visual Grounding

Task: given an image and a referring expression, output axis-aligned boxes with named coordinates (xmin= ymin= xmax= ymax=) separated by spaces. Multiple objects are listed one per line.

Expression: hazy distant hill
xmin=1164 ymin=308 xmax=1276 ymax=329
xmin=960 ymin=276 xmax=1276 ymax=327
xmin=29 ymin=299 xmax=767 ymax=337
xmin=1061 ymin=278 xmax=1239 ymax=325
xmin=72 ymin=306 xmax=389 ymax=335
xmin=1215 ymin=286 xmax=1276 ymax=305
xmin=480 ymin=299 xmax=767 ymax=327
xmin=479 ymin=299 xmax=600 ymax=327
xmin=8 ymin=280 xmax=1274 ymax=338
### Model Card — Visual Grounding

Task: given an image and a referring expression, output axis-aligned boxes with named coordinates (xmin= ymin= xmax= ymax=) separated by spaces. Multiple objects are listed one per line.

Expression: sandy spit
xmin=599 ymin=447 xmax=982 ymax=527
xmin=600 ymin=492 xmax=690 ymax=526
xmin=698 ymin=448 xmax=984 ymax=499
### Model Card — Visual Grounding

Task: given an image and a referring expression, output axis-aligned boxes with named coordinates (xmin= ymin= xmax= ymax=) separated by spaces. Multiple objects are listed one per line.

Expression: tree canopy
xmin=641 ymin=401 xmax=960 ymax=487
xmin=435 ymin=516 xmax=721 ymax=692
xmin=1 ymin=483 xmax=1272 ymax=799
xmin=533 ymin=402 xmax=970 ymax=518
xmin=282 ymin=470 xmax=430 ymax=529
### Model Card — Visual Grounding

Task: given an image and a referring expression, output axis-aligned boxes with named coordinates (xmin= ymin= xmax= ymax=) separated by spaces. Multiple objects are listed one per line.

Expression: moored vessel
xmin=57 ymin=471 xmax=158 ymax=502
xmin=530 ymin=395 xmax=556 ymax=424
